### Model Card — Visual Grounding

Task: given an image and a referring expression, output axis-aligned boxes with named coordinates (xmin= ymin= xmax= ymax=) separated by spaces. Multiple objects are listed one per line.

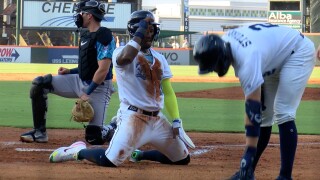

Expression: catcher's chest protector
xmin=78 ymin=27 xmax=113 ymax=81
xmin=78 ymin=31 xmax=99 ymax=81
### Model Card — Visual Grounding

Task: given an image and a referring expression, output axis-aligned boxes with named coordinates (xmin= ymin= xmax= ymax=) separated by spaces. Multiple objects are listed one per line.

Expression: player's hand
xmin=143 ymin=16 xmax=153 ymax=24
xmin=80 ymin=93 xmax=89 ymax=101
xmin=172 ymin=119 xmax=182 ymax=138
xmin=58 ymin=67 xmax=70 ymax=75
xmin=133 ymin=17 xmax=153 ymax=40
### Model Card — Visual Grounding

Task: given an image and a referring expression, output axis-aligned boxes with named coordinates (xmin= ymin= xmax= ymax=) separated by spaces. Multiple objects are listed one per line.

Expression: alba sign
xmin=268 ymin=11 xmax=302 ymax=30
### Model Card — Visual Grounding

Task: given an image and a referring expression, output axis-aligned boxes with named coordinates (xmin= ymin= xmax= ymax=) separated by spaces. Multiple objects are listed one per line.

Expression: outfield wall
xmin=1 ymin=35 xmax=319 ymax=66
xmin=0 ymin=46 xmax=195 ymax=65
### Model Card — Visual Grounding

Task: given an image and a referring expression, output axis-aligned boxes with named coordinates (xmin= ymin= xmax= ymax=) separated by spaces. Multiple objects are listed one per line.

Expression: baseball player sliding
xmin=49 ymin=10 xmax=194 ymax=167
xmin=194 ymin=23 xmax=316 ymax=180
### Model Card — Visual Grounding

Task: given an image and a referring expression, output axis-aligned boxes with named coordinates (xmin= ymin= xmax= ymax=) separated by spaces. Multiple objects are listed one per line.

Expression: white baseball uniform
xmin=105 ymin=47 xmax=189 ymax=166
xmin=222 ymin=23 xmax=316 ymax=126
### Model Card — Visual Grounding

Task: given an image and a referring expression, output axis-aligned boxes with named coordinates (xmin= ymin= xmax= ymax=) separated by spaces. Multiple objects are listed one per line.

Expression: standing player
xmin=193 ymin=23 xmax=315 ymax=180
xmin=48 ymin=10 xmax=192 ymax=167
xmin=20 ymin=0 xmax=116 ymax=145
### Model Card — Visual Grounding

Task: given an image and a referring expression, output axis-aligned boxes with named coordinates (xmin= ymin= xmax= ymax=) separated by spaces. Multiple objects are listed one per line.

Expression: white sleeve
xmin=150 ymin=48 xmax=173 ymax=79
xmin=112 ymin=47 xmax=124 ymax=66
xmin=237 ymin=50 xmax=264 ymax=97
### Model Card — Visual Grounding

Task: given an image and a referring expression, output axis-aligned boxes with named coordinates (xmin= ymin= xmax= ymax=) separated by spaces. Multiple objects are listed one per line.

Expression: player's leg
xmin=20 ymin=74 xmax=80 ymax=143
xmin=20 ymin=74 xmax=54 ymax=142
xmin=49 ymin=141 xmax=116 ymax=167
xmin=275 ymin=38 xmax=315 ymax=179
xmin=105 ymin=104 xmax=153 ymax=166
xmin=83 ymin=80 xmax=116 ymax=145
xmin=131 ymin=113 xmax=190 ymax=165
xmin=252 ymin=77 xmax=279 ymax=172
xmin=50 ymin=105 xmax=150 ymax=167
xmin=77 ymin=148 xmax=116 ymax=167
xmin=230 ymin=81 xmax=277 ymax=180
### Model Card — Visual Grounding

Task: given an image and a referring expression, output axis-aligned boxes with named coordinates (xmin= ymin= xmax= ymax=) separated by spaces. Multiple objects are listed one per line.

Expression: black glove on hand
xmin=134 ymin=19 xmax=148 ymax=39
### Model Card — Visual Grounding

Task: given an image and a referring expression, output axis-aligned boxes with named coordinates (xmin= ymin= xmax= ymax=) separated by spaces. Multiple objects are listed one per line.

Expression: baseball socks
xmin=78 ymin=148 xmax=116 ymax=167
xmin=139 ymin=150 xmax=172 ymax=164
xmin=252 ymin=126 xmax=272 ymax=171
xmin=239 ymin=146 xmax=256 ymax=178
xmin=278 ymin=121 xmax=297 ymax=179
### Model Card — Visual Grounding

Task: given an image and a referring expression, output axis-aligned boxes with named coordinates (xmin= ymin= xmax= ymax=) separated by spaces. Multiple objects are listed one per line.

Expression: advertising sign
xmin=268 ymin=11 xmax=302 ymax=30
xmin=48 ymin=48 xmax=78 ymax=64
xmin=155 ymin=49 xmax=190 ymax=65
xmin=22 ymin=1 xmax=131 ymax=29
xmin=0 ymin=47 xmax=31 ymax=63
xmin=183 ymin=0 xmax=189 ymax=40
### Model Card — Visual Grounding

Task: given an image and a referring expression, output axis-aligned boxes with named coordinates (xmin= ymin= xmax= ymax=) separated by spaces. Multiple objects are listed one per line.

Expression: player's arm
xmin=84 ymin=41 xmax=113 ymax=97
xmin=116 ymin=37 xmax=141 ymax=66
xmin=92 ymin=58 xmax=111 ymax=84
xmin=116 ymin=17 xmax=152 ymax=66
xmin=58 ymin=67 xmax=78 ymax=75
xmin=244 ymin=86 xmax=262 ymax=147
xmin=162 ymin=78 xmax=196 ymax=148
xmin=161 ymin=78 xmax=180 ymax=120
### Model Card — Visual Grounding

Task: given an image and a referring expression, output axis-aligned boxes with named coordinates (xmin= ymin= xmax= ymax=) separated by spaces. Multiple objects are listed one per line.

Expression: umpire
xmin=20 ymin=0 xmax=116 ymax=145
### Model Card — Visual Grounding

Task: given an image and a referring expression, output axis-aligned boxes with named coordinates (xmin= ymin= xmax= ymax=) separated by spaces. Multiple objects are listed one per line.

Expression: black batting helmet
xmin=127 ymin=10 xmax=160 ymax=41
xmin=193 ymin=34 xmax=232 ymax=77
xmin=75 ymin=0 xmax=106 ymax=20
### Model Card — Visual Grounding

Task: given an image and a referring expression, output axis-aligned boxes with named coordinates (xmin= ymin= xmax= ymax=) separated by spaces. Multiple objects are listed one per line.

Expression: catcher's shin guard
xmin=30 ymin=74 xmax=53 ymax=132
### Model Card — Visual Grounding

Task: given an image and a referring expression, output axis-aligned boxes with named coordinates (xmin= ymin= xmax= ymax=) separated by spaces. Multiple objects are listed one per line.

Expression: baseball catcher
xmin=20 ymin=0 xmax=117 ymax=145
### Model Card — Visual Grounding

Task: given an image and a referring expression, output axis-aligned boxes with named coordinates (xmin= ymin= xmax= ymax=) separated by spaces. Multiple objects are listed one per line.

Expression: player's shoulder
xmin=149 ymin=48 xmax=165 ymax=59
xmin=113 ymin=46 xmax=124 ymax=55
xmin=96 ymin=27 xmax=113 ymax=46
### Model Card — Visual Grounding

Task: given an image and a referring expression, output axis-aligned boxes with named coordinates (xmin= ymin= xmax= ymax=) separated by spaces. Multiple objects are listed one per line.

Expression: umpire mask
xmin=74 ymin=13 xmax=83 ymax=28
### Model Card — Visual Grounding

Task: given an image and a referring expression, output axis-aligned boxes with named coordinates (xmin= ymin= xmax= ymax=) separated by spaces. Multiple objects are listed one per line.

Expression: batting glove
xmin=172 ymin=119 xmax=182 ymax=138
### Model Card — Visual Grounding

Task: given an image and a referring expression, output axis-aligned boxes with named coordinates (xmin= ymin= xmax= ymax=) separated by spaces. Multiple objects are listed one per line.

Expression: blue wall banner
xmin=48 ymin=47 xmax=78 ymax=64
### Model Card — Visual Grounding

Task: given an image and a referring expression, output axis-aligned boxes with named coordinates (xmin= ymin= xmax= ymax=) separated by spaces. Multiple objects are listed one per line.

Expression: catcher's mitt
xmin=71 ymin=99 xmax=94 ymax=122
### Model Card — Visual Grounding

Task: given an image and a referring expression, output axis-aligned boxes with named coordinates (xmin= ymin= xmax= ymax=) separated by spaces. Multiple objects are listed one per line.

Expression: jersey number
xmin=249 ymin=23 xmax=278 ymax=31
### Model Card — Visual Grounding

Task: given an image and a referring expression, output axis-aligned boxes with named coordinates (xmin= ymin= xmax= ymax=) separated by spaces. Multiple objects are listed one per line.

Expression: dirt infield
xmin=0 ymin=127 xmax=319 ymax=180
xmin=1 ymin=74 xmax=320 ymax=179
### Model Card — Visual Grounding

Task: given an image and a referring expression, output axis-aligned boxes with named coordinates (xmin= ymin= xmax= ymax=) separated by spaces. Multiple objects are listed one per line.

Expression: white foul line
xmin=191 ymin=142 xmax=320 ymax=157
xmin=15 ymin=148 xmax=55 ymax=152
xmin=0 ymin=141 xmax=318 ymax=156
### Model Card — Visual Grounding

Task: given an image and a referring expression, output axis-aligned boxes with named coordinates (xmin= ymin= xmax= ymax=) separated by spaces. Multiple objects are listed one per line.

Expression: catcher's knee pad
xmin=30 ymin=74 xmax=53 ymax=98
xmin=85 ymin=125 xmax=106 ymax=145
xmin=173 ymin=155 xmax=190 ymax=165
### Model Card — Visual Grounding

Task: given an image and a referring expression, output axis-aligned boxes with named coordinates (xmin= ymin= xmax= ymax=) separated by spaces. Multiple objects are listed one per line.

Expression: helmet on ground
xmin=75 ymin=0 xmax=106 ymax=20
xmin=193 ymin=34 xmax=231 ymax=77
xmin=127 ymin=10 xmax=160 ymax=41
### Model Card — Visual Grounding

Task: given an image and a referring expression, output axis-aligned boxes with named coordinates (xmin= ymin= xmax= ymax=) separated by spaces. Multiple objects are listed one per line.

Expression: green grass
xmin=0 ymin=64 xmax=319 ymax=134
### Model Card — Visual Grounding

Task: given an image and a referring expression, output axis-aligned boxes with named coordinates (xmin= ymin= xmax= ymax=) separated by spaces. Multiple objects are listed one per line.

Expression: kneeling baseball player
xmin=20 ymin=0 xmax=117 ymax=146
xmin=49 ymin=10 xmax=194 ymax=167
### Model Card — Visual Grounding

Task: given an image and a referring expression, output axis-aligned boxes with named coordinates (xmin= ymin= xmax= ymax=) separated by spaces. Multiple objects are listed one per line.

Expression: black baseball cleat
xmin=276 ymin=176 xmax=292 ymax=180
xmin=20 ymin=129 xmax=48 ymax=143
xmin=227 ymin=170 xmax=255 ymax=180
